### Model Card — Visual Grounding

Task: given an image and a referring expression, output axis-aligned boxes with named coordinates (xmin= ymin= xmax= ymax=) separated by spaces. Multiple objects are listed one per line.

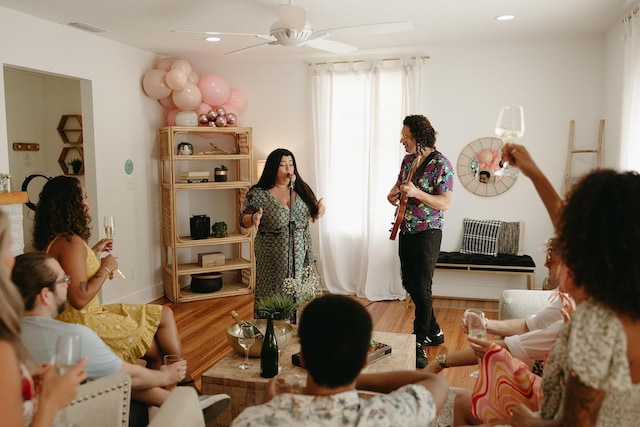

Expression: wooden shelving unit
xmin=158 ymin=126 xmax=254 ymax=303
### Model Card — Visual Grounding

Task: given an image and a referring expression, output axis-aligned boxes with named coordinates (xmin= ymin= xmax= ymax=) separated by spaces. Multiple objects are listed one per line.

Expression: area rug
xmin=431 ymin=386 xmax=460 ymax=427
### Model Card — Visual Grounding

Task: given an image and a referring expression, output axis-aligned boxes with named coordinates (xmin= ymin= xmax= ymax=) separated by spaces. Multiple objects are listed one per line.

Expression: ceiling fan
xmin=173 ymin=2 xmax=412 ymax=55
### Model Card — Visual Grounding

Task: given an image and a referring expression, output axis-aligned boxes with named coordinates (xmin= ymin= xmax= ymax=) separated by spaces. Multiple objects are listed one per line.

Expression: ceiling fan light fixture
xmin=495 ymin=15 xmax=516 ymax=21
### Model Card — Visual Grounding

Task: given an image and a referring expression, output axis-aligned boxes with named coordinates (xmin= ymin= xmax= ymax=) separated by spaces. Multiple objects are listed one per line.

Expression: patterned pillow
xmin=460 ymin=218 xmax=502 ymax=256
xmin=497 ymin=221 xmax=525 ymax=256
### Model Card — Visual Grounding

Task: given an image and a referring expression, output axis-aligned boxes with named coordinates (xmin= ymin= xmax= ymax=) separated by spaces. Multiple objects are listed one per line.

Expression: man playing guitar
xmin=387 ymin=115 xmax=454 ymax=369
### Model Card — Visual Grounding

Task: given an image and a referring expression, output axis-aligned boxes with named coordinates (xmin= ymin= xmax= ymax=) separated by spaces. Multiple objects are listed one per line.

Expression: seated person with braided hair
xmin=231 ymin=294 xmax=449 ymax=427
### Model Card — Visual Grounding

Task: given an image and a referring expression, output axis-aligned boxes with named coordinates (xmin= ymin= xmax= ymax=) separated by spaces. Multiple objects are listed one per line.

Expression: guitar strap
xmin=410 ymin=149 xmax=439 ymax=185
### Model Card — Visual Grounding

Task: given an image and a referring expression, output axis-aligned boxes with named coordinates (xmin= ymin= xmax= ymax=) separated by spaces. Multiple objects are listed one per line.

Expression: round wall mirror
xmin=457 ymin=137 xmax=517 ymax=196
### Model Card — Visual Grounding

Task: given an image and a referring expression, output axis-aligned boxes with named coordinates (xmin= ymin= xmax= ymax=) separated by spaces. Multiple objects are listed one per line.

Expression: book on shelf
xmin=180 ymin=171 xmax=210 ymax=177
xmin=180 ymin=178 xmax=209 ymax=183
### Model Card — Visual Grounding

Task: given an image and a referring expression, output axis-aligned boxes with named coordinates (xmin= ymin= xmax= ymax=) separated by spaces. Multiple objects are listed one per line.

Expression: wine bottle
xmin=260 ymin=315 xmax=279 ymax=378
xmin=230 ymin=310 xmax=264 ymax=339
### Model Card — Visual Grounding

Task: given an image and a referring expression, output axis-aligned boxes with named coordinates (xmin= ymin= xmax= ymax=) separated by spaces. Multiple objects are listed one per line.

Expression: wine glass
xmin=494 ymin=105 xmax=525 ymax=178
xmin=102 ymin=216 xmax=126 ymax=279
xmin=464 ymin=309 xmax=487 ymax=378
xmin=274 ymin=326 xmax=289 ymax=372
xmin=54 ymin=333 xmax=81 ymax=427
xmin=238 ymin=324 xmax=255 ymax=370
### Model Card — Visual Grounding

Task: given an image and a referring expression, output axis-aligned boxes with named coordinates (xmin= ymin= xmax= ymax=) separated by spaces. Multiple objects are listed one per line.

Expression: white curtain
xmin=621 ymin=12 xmax=640 ymax=172
xmin=311 ymin=58 xmax=423 ymax=300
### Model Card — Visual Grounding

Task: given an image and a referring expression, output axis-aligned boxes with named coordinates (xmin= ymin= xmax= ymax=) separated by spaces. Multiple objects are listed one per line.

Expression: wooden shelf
xmin=0 ymin=191 xmax=28 ymax=205
xmin=159 ymin=126 xmax=254 ymax=303
xmin=57 ymin=114 xmax=83 ymax=144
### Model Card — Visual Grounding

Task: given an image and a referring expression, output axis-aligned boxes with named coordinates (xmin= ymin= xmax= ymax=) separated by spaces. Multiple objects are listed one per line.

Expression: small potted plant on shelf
xmin=211 ymin=221 xmax=228 ymax=238
xmin=214 ymin=164 xmax=228 ymax=182
xmin=68 ymin=158 xmax=83 ymax=175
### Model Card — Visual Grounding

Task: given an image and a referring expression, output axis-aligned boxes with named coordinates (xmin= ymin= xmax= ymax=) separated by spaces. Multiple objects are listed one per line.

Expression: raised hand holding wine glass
xmin=53 ymin=333 xmax=81 ymax=427
xmin=494 ymin=105 xmax=525 ymax=178
xmin=102 ymin=215 xmax=125 ymax=279
xmin=238 ymin=324 xmax=256 ymax=370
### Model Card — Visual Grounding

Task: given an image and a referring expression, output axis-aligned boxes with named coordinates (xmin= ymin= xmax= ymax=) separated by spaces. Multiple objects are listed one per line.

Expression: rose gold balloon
xmin=215 ymin=107 xmax=227 ymax=116
xmin=198 ymin=114 xmax=209 ymax=125
xmin=215 ymin=116 xmax=228 ymax=127
xmin=226 ymin=113 xmax=237 ymax=126
xmin=206 ymin=110 xmax=218 ymax=121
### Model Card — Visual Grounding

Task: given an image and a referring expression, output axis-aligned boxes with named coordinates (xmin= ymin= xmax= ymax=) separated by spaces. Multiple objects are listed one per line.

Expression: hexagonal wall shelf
xmin=57 ymin=114 xmax=83 ymax=144
xmin=58 ymin=146 xmax=84 ymax=175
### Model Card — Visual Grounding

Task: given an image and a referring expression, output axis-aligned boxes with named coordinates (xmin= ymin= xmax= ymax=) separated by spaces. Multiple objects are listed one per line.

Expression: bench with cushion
xmin=436 ymin=251 xmax=536 ymax=290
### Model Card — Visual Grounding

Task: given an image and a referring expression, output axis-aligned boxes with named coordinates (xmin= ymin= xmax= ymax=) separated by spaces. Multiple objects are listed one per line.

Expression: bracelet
xmin=250 ymin=212 xmax=257 ymax=223
xmin=101 ymin=266 xmax=112 ymax=275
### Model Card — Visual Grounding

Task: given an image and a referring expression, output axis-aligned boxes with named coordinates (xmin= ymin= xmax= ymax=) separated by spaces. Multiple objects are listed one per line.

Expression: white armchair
xmin=66 ymin=372 xmax=131 ymax=427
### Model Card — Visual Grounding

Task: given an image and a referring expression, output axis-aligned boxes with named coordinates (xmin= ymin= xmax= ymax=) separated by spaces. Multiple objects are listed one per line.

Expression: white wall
xmin=0 ymin=5 xmax=626 ymax=301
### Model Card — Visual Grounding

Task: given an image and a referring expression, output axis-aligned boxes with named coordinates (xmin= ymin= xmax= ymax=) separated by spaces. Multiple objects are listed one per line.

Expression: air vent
xmin=67 ymin=22 xmax=109 ymax=33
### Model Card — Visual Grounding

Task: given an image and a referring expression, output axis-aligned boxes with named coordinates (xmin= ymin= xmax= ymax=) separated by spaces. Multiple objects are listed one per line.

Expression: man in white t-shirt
xmin=13 ymin=252 xmax=229 ymax=423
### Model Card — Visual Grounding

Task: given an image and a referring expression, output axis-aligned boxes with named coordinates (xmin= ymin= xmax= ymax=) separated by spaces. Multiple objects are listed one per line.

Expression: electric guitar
xmin=389 ymin=155 xmax=421 ymax=240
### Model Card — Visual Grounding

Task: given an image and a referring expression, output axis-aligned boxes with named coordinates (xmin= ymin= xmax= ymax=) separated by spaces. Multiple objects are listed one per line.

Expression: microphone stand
xmin=288 ymin=182 xmax=295 ymax=279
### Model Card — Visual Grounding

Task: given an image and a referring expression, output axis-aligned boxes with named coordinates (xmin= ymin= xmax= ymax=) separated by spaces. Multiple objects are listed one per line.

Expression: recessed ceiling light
xmin=204 ymin=36 xmax=221 ymax=42
xmin=495 ymin=15 xmax=516 ymax=21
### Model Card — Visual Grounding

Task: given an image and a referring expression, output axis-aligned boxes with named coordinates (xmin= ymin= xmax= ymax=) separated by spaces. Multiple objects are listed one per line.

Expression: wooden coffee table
xmin=201 ymin=331 xmax=415 ymax=426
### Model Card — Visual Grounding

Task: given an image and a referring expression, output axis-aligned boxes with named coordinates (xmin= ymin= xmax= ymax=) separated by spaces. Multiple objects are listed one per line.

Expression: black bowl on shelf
xmin=190 ymin=272 xmax=223 ymax=293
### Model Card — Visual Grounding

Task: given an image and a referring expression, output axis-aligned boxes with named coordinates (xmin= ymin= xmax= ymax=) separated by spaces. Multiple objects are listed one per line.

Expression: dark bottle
xmin=260 ymin=315 xmax=279 ymax=378
xmin=230 ymin=310 xmax=264 ymax=340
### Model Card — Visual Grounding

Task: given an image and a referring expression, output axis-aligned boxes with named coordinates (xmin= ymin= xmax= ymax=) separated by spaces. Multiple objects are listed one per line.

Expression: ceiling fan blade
xmin=172 ymin=30 xmax=271 ymax=38
xmin=278 ymin=5 xmax=307 ymax=32
xmin=306 ymin=38 xmax=357 ymax=54
xmin=317 ymin=21 xmax=413 ymax=38
xmin=225 ymin=41 xmax=273 ymax=55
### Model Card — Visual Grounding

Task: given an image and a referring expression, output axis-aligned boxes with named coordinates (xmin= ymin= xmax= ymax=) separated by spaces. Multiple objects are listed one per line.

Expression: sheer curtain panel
xmin=311 ymin=58 xmax=423 ymax=300
xmin=621 ymin=12 xmax=640 ymax=172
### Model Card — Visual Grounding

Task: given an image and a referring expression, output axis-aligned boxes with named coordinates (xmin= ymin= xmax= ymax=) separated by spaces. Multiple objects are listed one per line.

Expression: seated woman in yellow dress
xmin=32 ymin=176 xmax=197 ymax=388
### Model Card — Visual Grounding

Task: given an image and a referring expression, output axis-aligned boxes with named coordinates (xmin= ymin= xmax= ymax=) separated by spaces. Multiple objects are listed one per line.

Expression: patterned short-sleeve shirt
xmin=230 ymin=385 xmax=438 ymax=427
xmin=398 ymin=151 xmax=454 ymax=234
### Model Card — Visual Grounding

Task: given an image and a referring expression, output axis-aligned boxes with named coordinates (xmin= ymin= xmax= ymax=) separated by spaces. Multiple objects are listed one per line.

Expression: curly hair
xmin=403 ymin=115 xmax=438 ymax=154
xmin=558 ymin=169 xmax=640 ymax=319
xmin=252 ymin=148 xmax=320 ymax=218
xmin=32 ymin=176 xmax=92 ymax=250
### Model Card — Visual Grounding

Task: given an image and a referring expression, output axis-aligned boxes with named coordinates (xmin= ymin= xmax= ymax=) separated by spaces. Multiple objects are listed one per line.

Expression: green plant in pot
xmin=68 ymin=158 xmax=83 ymax=175
xmin=254 ymin=293 xmax=297 ymax=321
xmin=211 ymin=221 xmax=228 ymax=238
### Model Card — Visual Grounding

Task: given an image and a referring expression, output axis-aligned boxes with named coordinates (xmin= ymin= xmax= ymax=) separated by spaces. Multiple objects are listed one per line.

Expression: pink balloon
xmin=142 ymin=69 xmax=171 ymax=99
xmin=170 ymin=59 xmax=193 ymax=76
xmin=188 ymin=70 xmax=200 ymax=85
xmin=172 ymin=83 xmax=202 ymax=111
xmin=195 ymin=102 xmax=212 ymax=116
xmin=156 ymin=58 xmax=175 ymax=71
xmin=227 ymin=89 xmax=247 ymax=111
xmin=165 ymin=69 xmax=188 ymax=91
xmin=158 ymin=94 xmax=176 ymax=109
xmin=166 ymin=109 xmax=180 ymax=126
xmin=198 ymin=74 xmax=231 ymax=107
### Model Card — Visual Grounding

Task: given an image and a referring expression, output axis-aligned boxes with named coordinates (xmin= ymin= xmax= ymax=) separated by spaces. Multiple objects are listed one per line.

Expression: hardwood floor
xmin=156 ymin=294 xmax=498 ymax=391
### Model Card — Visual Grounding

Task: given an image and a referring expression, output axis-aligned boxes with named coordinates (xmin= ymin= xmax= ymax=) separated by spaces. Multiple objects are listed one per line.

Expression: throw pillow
xmin=460 ymin=218 xmax=502 ymax=256
xmin=497 ymin=221 xmax=525 ymax=256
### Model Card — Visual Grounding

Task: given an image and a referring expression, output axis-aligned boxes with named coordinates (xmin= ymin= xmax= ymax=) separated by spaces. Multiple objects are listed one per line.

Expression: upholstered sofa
xmin=499 ymin=288 xmax=554 ymax=320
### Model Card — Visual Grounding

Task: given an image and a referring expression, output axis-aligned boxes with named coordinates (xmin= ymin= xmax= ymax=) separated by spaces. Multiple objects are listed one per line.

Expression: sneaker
xmin=424 ymin=330 xmax=445 ymax=346
xmin=416 ymin=343 xmax=428 ymax=369
xmin=199 ymin=394 xmax=231 ymax=423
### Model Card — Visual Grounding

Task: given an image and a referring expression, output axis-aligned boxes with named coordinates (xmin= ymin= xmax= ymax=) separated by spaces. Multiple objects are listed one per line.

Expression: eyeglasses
xmin=55 ymin=275 xmax=71 ymax=285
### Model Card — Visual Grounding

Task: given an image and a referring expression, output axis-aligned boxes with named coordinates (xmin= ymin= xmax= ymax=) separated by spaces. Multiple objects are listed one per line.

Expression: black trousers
xmin=398 ymin=229 xmax=442 ymax=343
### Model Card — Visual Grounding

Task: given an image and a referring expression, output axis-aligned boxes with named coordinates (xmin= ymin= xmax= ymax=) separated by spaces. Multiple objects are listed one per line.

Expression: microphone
xmin=289 ymin=173 xmax=296 ymax=189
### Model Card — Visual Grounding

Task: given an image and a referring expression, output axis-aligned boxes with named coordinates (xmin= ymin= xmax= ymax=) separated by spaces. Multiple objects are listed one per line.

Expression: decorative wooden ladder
xmin=563 ymin=119 xmax=604 ymax=194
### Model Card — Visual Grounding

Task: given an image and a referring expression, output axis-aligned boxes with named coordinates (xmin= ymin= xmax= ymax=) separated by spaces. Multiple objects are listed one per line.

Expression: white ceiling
xmin=0 ymin=0 xmax=635 ymax=61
